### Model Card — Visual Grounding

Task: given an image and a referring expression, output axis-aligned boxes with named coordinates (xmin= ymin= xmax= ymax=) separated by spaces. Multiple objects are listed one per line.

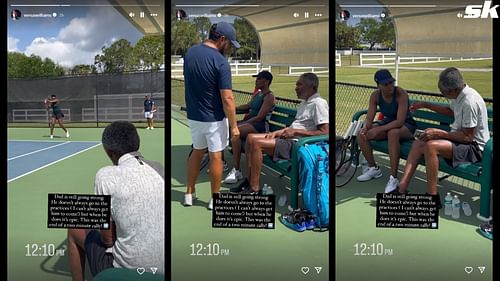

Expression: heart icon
xmin=137 ymin=268 xmax=145 ymax=275
xmin=464 ymin=267 xmax=473 ymax=274
xmin=301 ymin=267 xmax=310 ymax=275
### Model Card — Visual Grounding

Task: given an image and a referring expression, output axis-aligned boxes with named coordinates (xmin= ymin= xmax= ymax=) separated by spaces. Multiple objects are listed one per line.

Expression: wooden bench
xmin=352 ymin=102 xmax=493 ymax=221
xmin=233 ymin=105 xmax=329 ymax=209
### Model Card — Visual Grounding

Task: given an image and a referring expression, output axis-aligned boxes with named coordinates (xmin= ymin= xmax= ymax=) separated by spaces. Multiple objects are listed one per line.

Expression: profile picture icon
xmin=340 ymin=10 xmax=350 ymax=21
xmin=175 ymin=9 xmax=186 ymax=21
xmin=11 ymin=9 xmax=21 ymax=20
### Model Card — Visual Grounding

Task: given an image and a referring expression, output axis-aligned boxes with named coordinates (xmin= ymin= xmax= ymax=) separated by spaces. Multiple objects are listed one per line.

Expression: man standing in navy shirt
xmin=143 ymin=95 xmax=156 ymax=130
xmin=183 ymin=21 xmax=240 ymax=210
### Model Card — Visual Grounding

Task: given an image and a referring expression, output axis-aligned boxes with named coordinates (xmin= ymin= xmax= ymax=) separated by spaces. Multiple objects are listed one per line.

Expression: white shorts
xmin=188 ymin=118 xmax=229 ymax=152
xmin=145 ymin=112 xmax=154 ymax=119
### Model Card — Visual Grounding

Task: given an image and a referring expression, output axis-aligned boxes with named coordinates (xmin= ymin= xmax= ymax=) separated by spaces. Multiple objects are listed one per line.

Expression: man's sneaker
xmin=206 ymin=161 xmax=229 ymax=173
xmin=230 ymin=178 xmax=250 ymax=193
xmin=479 ymin=222 xmax=493 ymax=240
xmin=150 ymin=127 xmax=154 ymax=130
xmin=356 ymin=166 xmax=383 ymax=182
xmin=50 ymin=135 xmax=54 ymax=139
xmin=146 ymin=127 xmax=150 ymax=130
xmin=183 ymin=193 xmax=196 ymax=206
xmin=65 ymin=131 xmax=70 ymax=138
xmin=384 ymin=175 xmax=399 ymax=193
xmin=208 ymin=198 xmax=213 ymax=210
xmin=224 ymin=168 xmax=243 ymax=183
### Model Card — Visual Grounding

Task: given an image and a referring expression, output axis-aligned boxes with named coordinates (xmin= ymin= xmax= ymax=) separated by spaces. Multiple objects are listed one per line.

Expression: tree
xmin=71 ymin=64 xmax=93 ymax=75
xmin=356 ymin=14 xmax=395 ymax=50
xmin=8 ymin=52 xmax=65 ymax=78
xmin=134 ymin=35 xmax=165 ymax=70
xmin=335 ymin=21 xmax=361 ymax=49
xmin=233 ymin=18 xmax=259 ymax=60
xmin=94 ymin=39 xmax=135 ymax=73
xmin=193 ymin=16 xmax=212 ymax=41
xmin=171 ymin=19 xmax=198 ymax=55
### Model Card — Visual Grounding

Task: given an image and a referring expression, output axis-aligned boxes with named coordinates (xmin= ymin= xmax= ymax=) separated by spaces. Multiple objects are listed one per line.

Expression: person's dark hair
xmin=102 ymin=121 xmax=140 ymax=157
xmin=50 ymin=94 xmax=57 ymax=98
xmin=208 ymin=24 xmax=223 ymax=41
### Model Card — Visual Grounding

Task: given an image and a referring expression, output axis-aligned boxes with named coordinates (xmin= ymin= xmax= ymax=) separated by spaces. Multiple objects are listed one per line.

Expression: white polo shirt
xmin=95 ymin=152 xmax=164 ymax=274
xmin=290 ymin=93 xmax=329 ymax=131
xmin=449 ymin=85 xmax=490 ymax=151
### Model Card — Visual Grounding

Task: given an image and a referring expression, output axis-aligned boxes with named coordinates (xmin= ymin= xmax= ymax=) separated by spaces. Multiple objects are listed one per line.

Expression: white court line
xmin=9 ymin=139 xmax=101 ymax=143
xmin=7 ymin=143 xmax=102 ymax=183
xmin=8 ymin=141 xmax=70 ymax=161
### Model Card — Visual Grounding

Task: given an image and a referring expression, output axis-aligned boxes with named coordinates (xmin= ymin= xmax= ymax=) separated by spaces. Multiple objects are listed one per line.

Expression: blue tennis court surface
xmin=7 ymin=140 xmax=101 ymax=182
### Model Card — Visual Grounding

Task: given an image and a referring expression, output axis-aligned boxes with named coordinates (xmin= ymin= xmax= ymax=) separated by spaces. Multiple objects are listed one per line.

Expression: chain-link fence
xmin=335 ymin=81 xmax=493 ymax=135
xmin=8 ymin=70 xmax=165 ymax=127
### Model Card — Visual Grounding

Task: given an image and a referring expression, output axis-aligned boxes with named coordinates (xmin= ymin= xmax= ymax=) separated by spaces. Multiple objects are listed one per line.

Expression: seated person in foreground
xmin=230 ymin=72 xmax=329 ymax=194
xmin=67 ymin=121 xmax=164 ymax=281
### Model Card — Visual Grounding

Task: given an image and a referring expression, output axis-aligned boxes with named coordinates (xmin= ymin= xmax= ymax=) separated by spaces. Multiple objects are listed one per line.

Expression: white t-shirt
xmin=95 ymin=152 xmax=165 ymax=274
xmin=290 ymin=93 xmax=329 ymax=131
xmin=449 ymin=85 xmax=490 ymax=151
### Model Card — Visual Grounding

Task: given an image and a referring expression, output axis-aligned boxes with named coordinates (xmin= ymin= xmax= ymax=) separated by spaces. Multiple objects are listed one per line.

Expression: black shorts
xmin=238 ymin=120 xmax=267 ymax=133
xmin=52 ymin=112 xmax=64 ymax=119
xmin=84 ymin=230 xmax=114 ymax=276
xmin=273 ymin=138 xmax=297 ymax=161
xmin=378 ymin=117 xmax=417 ymax=134
xmin=445 ymin=141 xmax=483 ymax=168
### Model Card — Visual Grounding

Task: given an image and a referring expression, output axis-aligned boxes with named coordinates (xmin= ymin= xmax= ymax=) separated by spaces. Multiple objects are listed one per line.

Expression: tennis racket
xmin=335 ymin=120 xmax=363 ymax=187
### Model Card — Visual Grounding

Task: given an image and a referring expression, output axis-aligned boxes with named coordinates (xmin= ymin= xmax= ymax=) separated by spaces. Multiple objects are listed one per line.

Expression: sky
xmin=7 ymin=0 xmax=146 ymax=68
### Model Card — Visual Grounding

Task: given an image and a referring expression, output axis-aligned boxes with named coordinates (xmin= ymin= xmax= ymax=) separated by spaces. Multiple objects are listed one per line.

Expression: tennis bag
xmin=297 ymin=141 xmax=329 ymax=229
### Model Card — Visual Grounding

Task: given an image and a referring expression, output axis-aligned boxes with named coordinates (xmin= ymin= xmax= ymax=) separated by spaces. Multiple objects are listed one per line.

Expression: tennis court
xmin=7 ymin=127 xmax=164 ymax=281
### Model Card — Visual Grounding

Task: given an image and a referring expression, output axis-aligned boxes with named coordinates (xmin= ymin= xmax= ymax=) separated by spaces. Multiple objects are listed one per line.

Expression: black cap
xmin=374 ymin=69 xmax=395 ymax=84
xmin=252 ymin=70 xmax=273 ymax=83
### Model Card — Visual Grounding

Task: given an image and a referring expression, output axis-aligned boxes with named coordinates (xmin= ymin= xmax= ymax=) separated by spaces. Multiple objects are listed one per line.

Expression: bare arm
xmin=100 ymin=221 xmax=116 ymax=248
xmin=364 ymin=91 xmax=379 ymax=130
xmin=411 ymin=101 xmax=454 ymax=117
xmin=220 ymin=89 xmax=238 ymax=129
xmin=422 ymin=127 xmax=476 ymax=144
xmin=281 ymin=123 xmax=329 ymax=138
xmin=243 ymin=93 xmax=275 ymax=124
xmin=236 ymin=103 xmax=250 ymax=112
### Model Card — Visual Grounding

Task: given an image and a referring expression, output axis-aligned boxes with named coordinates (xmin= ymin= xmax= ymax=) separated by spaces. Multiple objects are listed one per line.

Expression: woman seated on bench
xmin=223 ymin=70 xmax=276 ymax=184
xmin=356 ymin=69 xmax=417 ymax=193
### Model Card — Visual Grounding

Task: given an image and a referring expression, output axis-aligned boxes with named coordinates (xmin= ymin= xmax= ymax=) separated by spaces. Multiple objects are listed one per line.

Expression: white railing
xmin=360 ymin=52 xmax=492 ymax=66
xmin=288 ymin=66 xmax=329 ymax=75
xmin=81 ymin=107 xmax=164 ymax=122
xmin=171 ymin=62 xmax=271 ymax=78
xmin=336 ymin=52 xmax=342 ymax=66
xmin=12 ymin=109 xmax=71 ymax=122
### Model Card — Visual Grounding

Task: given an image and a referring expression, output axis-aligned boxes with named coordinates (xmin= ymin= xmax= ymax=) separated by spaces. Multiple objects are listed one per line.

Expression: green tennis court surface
xmin=171 ymin=109 xmax=329 ymax=281
xmin=336 ymin=153 xmax=492 ymax=281
xmin=7 ymin=127 xmax=164 ymax=281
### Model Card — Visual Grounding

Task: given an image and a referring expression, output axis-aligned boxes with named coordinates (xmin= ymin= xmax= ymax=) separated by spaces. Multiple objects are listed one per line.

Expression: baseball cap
xmin=214 ymin=21 xmax=240 ymax=48
xmin=252 ymin=70 xmax=273 ymax=82
xmin=374 ymin=69 xmax=395 ymax=84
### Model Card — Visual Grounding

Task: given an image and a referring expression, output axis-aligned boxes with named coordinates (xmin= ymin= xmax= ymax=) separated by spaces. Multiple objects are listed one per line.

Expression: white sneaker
xmin=65 ymin=131 xmax=70 ymax=138
xmin=150 ymin=127 xmax=154 ymax=130
xmin=384 ymin=175 xmax=399 ymax=193
xmin=356 ymin=166 xmax=383 ymax=182
xmin=183 ymin=192 xmax=196 ymax=206
xmin=50 ymin=135 xmax=54 ymax=139
xmin=224 ymin=168 xmax=243 ymax=183
xmin=207 ymin=161 xmax=229 ymax=173
xmin=208 ymin=198 xmax=213 ymax=210
xmin=146 ymin=127 xmax=150 ymax=130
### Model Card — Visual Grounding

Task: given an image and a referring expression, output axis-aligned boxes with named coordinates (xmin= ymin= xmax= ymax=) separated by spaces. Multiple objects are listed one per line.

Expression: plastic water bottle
xmin=262 ymin=184 xmax=269 ymax=195
xmin=452 ymin=195 xmax=460 ymax=219
xmin=444 ymin=192 xmax=453 ymax=216
xmin=267 ymin=185 xmax=274 ymax=195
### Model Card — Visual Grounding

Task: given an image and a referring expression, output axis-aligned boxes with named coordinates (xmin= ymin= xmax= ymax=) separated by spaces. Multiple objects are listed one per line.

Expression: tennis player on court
xmin=183 ymin=21 xmax=240 ymax=209
xmin=44 ymin=94 xmax=69 ymax=139
xmin=143 ymin=95 xmax=156 ymax=130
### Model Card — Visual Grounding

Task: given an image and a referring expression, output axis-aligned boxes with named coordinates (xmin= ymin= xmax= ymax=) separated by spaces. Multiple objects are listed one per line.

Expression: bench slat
xmin=270 ymin=114 xmax=294 ymax=127
xmin=273 ymin=106 xmax=297 ymax=117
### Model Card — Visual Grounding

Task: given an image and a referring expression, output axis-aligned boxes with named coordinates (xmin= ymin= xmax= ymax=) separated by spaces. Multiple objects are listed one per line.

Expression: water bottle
xmin=452 ymin=195 xmax=460 ymax=219
xmin=262 ymin=184 xmax=268 ymax=195
xmin=444 ymin=192 xmax=453 ymax=216
xmin=267 ymin=185 xmax=274 ymax=195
